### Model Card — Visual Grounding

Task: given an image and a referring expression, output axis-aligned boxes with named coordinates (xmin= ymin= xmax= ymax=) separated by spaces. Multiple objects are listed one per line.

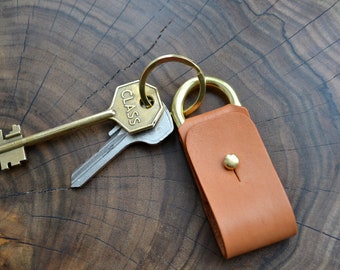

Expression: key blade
xmin=132 ymin=106 xmax=173 ymax=144
xmin=108 ymin=125 xmax=121 ymax=137
xmin=71 ymin=107 xmax=173 ymax=188
xmin=71 ymin=130 xmax=128 ymax=188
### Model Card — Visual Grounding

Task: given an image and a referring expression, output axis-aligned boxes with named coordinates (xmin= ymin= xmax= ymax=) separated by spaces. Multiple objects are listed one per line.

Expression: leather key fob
xmin=172 ymin=76 xmax=297 ymax=258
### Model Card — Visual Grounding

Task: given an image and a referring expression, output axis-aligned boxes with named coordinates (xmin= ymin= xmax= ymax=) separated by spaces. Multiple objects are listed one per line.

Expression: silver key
xmin=71 ymin=106 xmax=174 ymax=188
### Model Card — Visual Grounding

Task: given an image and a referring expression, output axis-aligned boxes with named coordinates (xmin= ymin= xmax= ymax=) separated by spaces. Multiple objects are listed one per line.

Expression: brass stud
xmin=224 ymin=153 xmax=239 ymax=170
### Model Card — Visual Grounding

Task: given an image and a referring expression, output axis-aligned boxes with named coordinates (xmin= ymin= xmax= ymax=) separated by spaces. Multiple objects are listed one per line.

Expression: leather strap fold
xmin=178 ymin=104 xmax=297 ymax=258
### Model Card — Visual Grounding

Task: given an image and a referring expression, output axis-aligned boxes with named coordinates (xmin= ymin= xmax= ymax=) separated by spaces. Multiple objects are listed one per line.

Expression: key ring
xmin=172 ymin=76 xmax=242 ymax=127
xmin=139 ymin=54 xmax=206 ymax=116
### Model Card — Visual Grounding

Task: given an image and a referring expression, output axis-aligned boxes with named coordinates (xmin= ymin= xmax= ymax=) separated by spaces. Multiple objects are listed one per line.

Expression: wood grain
xmin=0 ymin=0 xmax=339 ymax=269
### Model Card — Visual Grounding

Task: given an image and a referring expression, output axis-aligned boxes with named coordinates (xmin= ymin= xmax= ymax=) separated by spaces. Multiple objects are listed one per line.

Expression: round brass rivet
xmin=224 ymin=153 xmax=239 ymax=170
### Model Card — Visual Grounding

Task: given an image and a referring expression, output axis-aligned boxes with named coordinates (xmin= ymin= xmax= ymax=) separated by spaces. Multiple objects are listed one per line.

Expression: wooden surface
xmin=0 ymin=0 xmax=339 ymax=269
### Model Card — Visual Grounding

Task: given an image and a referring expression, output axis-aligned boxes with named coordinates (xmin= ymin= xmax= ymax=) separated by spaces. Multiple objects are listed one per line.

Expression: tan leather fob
xmin=172 ymin=77 xmax=297 ymax=258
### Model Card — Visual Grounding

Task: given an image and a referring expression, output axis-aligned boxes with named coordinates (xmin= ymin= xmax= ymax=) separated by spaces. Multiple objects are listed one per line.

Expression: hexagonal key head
xmin=110 ymin=80 xmax=164 ymax=133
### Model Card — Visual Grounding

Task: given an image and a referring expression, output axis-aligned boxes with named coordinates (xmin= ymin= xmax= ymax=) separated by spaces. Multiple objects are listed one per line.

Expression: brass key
xmin=0 ymin=81 xmax=163 ymax=170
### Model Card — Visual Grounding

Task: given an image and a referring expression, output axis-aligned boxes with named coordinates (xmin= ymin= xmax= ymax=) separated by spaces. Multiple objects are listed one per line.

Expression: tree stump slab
xmin=0 ymin=0 xmax=339 ymax=269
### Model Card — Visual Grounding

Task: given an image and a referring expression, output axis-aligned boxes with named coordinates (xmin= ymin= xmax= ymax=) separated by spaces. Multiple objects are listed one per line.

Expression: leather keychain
xmin=172 ymin=76 xmax=297 ymax=259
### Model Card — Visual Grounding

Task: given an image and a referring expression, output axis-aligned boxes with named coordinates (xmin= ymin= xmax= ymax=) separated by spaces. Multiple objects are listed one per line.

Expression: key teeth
xmin=0 ymin=125 xmax=23 ymax=142
xmin=0 ymin=161 xmax=9 ymax=170
xmin=5 ymin=124 xmax=22 ymax=139
xmin=0 ymin=159 xmax=22 ymax=170
xmin=0 ymin=124 xmax=26 ymax=170
xmin=0 ymin=156 xmax=26 ymax=170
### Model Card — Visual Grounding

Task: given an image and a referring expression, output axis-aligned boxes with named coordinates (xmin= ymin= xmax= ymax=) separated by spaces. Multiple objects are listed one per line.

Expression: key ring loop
xmin=172 ymin=76 xmax=242 ymax=127
xmin=139 ymin=54 xmax=206 ymax=116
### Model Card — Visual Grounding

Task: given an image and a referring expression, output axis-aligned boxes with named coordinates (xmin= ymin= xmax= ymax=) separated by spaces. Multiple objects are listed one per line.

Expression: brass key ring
xmin=172 ymin=76 xmax=241 ymax=127
xmin=139 ymin=54 xmax=206 ymax=116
